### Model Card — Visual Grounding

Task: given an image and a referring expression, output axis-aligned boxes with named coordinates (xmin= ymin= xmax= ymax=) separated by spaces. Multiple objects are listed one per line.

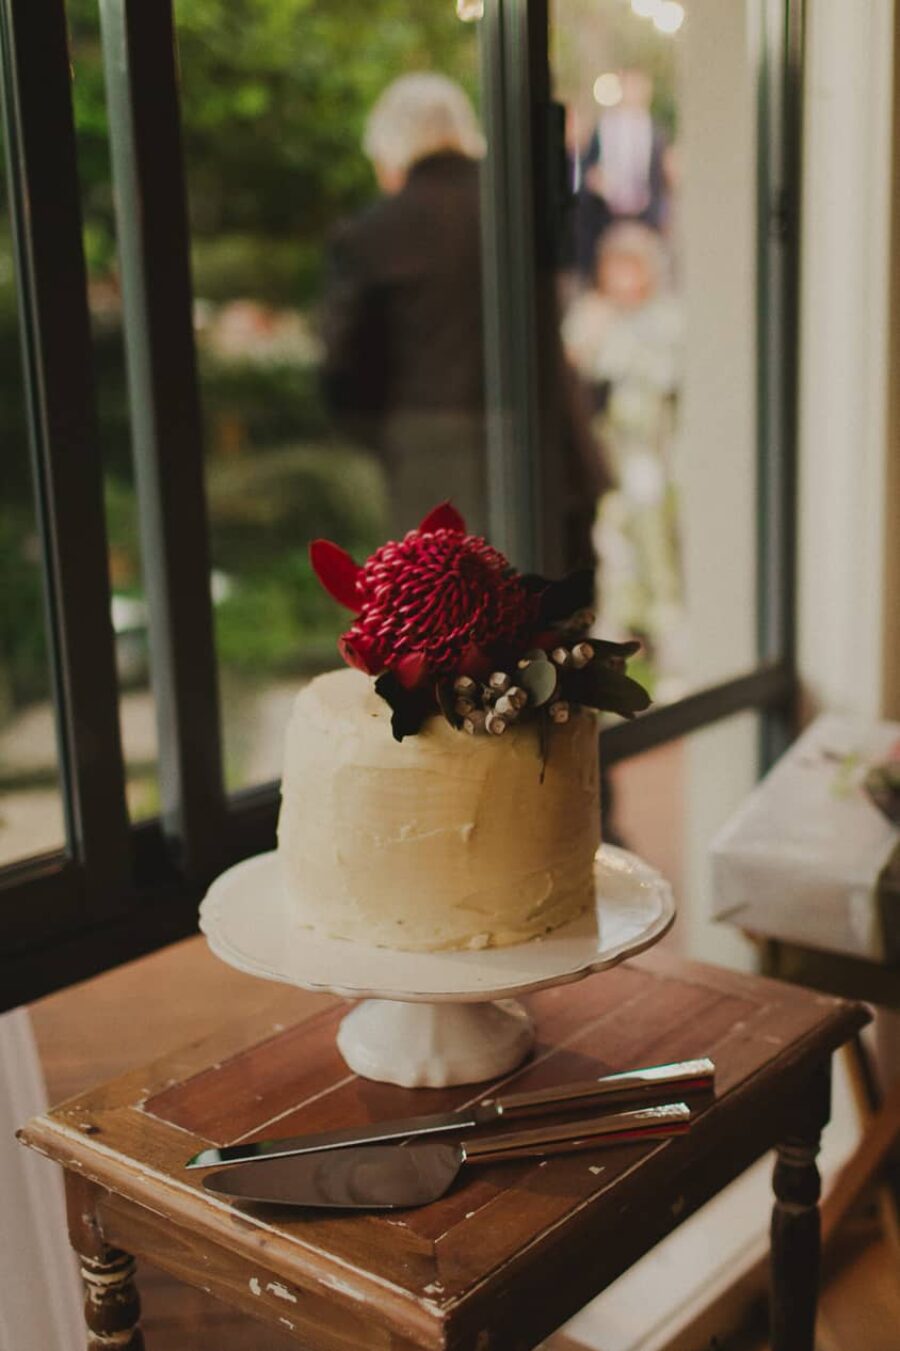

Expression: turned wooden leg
xmin=65 ymin=1173 xmax=145 ymax=1350
xmin=78 ymin=1249 xmax=144 ymax=1350
xmin=769 ymin=1062 xmax=830 ymax=1351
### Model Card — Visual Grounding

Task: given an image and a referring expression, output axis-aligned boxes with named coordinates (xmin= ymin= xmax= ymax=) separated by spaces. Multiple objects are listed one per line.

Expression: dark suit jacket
xmin=320 ymin=149 xmax=608 ymax=563
xmin=321 ymin=150 xmax=485 ymax=435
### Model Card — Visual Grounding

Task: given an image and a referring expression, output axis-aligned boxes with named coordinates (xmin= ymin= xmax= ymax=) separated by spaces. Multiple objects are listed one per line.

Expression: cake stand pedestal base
xmin=336 ymin=998 xmax=535 ymax=1088
xmin=199 ymin=846 xmax=676 ymax=1089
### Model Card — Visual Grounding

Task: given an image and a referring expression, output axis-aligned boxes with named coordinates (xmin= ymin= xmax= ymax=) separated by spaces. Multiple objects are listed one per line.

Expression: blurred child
xmin=562 ymin=222 xmax=685 ymax=699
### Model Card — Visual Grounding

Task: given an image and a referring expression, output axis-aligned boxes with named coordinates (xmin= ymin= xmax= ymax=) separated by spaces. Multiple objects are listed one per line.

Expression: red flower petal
xmin=338 ymin=631 xmax=383 ymax=675
xmin=418 ymin=502 xmax=466 ymax=535
xmin=393 ymin=651 xmax=429 ymax=689
xmin=310 ymin=539 xmax=362 ymax=609
xmin=457 ymin=643 xmax=491 ymax=678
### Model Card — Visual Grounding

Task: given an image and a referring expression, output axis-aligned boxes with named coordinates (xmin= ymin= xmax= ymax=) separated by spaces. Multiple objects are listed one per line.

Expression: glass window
xmin=171 ymin=0 xmax=488 ymax=789
xmin=0 ymin=129 xmax=66 ymax=866
xmin=550 ymin=0 xmax=757 ymax=704
xmin=610 ymin=709 xmax=760 ymax=971
xmin=68 ymin=0 xmax=163 ymax=823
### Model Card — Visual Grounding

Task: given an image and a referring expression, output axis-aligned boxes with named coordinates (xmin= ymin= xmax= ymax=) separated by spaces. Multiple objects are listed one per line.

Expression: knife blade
xmin=202 ymin=1101 xmax=692 ymax=1210
xmin=186 ymin=1057 xmax=713 ymax=1169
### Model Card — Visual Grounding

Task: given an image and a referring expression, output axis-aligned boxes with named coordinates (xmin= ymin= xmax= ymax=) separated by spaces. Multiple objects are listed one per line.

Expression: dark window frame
xmin=0 ymin=0 xmax=803 ymax=1010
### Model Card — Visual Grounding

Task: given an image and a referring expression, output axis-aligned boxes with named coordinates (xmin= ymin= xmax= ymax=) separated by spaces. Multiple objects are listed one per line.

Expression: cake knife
xmin=186 ymin=1057 xmax=713 ymax=1169
xmin=202 ymin=1102 xmax=693 ymax=1209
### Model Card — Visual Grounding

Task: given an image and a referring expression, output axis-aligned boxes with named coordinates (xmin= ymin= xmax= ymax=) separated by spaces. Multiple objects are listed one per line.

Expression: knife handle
xmin=462 ymin=1102 xmax=691 ymax=1164
xmin=488 ymin=1058 xmax=714 ymax=1121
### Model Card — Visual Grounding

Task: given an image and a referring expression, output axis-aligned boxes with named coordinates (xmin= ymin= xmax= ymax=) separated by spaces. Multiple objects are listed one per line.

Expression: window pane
xmin=0 ymin=130 xmax=66 ymax=866
xmin=173 ymin=0 xmax=487 ymax=790
xmin=551 ymin=0 xmax=757 ymax=703
xmin=69 ymin=2 xmax=162 ymax=822
xmin=609 ymin=710 xmax=760 ymax=970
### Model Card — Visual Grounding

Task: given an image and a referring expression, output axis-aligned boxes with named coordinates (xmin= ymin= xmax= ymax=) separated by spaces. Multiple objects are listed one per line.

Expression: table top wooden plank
xmin=144 ymin=1001 xmax=355 ymax=1143
xmin=427 ymin=969 xmax=846 ymax=1292
xmin=142 ymin=963 xmax=652 ymax=1149
xmin=20 ymin=951 xmax=869 ymax=1350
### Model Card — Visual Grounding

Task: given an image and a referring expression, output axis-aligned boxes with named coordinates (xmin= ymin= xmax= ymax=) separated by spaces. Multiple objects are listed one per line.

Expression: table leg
xmin=769 ymin=1062 xmax=831 ymax=1351
xmin=65 ymin=1173 xmax=145 ymax=1350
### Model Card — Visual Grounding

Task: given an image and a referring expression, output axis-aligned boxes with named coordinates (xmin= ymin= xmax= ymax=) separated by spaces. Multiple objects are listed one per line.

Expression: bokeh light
xmin=593 ymin=72 xmax=624 ymax=108
xmin=653 ymin=1 xmax=685 ymax=34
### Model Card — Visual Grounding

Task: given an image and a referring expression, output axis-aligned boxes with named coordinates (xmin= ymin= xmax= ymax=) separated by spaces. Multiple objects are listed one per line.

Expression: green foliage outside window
xmin=0 ymin=0 xmax=477 ymax=724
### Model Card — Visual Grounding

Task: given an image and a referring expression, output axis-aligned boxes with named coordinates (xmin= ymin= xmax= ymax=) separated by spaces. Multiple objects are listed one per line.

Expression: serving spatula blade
xmin=202 ymin=1101 xmax=692 ymax=1210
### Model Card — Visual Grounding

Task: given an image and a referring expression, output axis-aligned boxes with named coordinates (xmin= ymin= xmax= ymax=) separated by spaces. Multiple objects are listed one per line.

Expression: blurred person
xmin=562 ymin=222 xmax=684 ymax=698
xmin=559 ymin=103 xmax=611 ymax=296
xmin=574 ymin=69 xmax=669 ymax=280
xmin=320 ymin=72 xmax=488 ymax=535
xmin=321 ymin=72 xmax=606 ymax=561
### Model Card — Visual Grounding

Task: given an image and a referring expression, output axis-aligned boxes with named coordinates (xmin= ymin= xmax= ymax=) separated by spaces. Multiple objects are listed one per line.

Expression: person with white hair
xmin=362 ymin=72 xmax=486 ymax=195
xmin=320 ymin=72 xmax=489 ymax=535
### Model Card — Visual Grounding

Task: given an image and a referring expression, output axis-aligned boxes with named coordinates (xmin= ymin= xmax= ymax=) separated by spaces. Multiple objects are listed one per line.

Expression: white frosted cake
xmin=277 ymin=503 xmax=648 ymax=954
xmin=278 ymin=668 xmax=601 ymax=951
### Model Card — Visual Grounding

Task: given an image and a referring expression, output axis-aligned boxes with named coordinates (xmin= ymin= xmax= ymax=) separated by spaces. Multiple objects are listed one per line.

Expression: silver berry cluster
xmin=453 ymin=639 xmax=597 ymax=736
xmin=452 ymin=674 xmax=525 ymax=736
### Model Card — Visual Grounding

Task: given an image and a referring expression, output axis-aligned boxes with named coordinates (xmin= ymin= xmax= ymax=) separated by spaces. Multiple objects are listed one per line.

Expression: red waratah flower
xmin=310 ymin=504 xmax=538 ymax=687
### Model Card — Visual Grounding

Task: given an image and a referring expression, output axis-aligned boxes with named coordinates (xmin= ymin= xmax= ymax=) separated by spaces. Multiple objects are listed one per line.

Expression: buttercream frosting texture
xmin=278 ymin=669 xmax=600 ymax=951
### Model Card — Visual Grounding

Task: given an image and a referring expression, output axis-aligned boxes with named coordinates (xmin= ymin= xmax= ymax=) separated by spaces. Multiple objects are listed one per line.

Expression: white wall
xmin=797 ymin=0 xmax=895 ymax=719
xmin=677 ymin=0 xmax=758 ymax=694
xmin=676 ymin=0 xmax=759 ymax=971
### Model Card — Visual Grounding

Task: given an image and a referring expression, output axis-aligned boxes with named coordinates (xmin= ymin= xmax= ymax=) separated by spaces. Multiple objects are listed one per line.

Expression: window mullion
xmin=99 ymin=0 xmax=226 ymax=877
xmin=757 ymin=0 xmax=804 ymax=767
xmin=481 ymin=0 xmax=544 ymax=572
xmin=0 ymin=0 xmax=131 ymax=916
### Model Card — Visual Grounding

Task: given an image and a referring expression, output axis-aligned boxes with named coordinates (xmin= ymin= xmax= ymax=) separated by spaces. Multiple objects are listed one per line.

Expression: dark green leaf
xmin=435 ymin=678 xmax=462 ymax=730
xmin=538 ymin=709 xmax=555 ymax=783
xmin=533 ymin=569 xmax=595 ymax=625
xmin=563 ymin=663 xmax=651 ymax=718
xmin=374 ymin=672 xmax=435 ymax=741
xmin=588 ymin=638 xmax=642 ymax=664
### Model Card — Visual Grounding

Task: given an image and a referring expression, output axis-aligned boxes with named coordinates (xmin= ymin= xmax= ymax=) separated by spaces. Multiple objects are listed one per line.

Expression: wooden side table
xmin=19 ymin=951 xmax=868 ymax=1351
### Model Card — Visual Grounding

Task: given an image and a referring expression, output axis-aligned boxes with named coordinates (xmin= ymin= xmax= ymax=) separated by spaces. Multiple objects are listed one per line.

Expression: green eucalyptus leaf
xmin=519 ymin=659 xmax=558 ymax=708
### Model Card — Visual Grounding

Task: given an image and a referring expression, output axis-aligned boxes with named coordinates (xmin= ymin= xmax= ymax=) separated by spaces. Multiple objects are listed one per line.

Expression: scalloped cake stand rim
xmin=198 ymin=844 xmax=676 ymax=1006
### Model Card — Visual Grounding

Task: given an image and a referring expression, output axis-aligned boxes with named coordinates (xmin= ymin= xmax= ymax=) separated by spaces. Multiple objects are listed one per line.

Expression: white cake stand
xmin=199 ymin=846 xmax=675 ymax=1089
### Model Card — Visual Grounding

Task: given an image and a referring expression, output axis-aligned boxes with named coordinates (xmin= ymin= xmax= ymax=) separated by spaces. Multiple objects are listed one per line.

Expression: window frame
xmin=0 ymin=0 xmax=804 ymax=1010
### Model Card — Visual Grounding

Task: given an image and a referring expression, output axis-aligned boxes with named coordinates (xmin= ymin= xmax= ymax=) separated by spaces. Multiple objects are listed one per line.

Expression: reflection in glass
xmin=0 ymin=132 xmax=66 ymax=866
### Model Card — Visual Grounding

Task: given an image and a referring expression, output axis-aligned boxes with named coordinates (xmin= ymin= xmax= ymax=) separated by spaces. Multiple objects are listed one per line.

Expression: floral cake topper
xmin=311 ymin=503 xmax=650 ymax=742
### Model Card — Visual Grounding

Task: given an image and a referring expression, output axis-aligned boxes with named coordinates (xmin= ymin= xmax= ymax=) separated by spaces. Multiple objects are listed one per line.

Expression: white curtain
xmin=0 ymin=1007 xmax=82 ymax=1351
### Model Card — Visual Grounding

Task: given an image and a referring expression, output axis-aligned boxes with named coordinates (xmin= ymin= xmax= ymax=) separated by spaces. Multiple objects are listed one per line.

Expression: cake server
xmin=202 ymin=1101 xmax=692 ymax=1210
xmin=186 ymin=1057 xmax=713 ymax=1169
